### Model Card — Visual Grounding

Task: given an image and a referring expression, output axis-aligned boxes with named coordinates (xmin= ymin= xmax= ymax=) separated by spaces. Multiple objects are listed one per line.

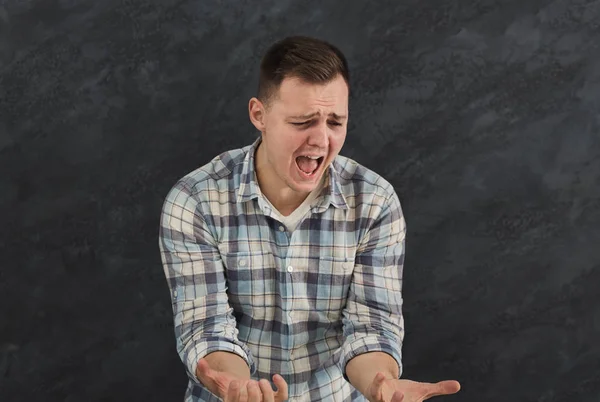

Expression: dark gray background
xmin=1 ymin=0 xmax=599 ymax=401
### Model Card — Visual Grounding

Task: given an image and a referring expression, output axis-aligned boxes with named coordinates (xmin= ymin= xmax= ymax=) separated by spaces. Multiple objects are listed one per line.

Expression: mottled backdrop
xmin=1 ymin=0 xmax=599 ymax=401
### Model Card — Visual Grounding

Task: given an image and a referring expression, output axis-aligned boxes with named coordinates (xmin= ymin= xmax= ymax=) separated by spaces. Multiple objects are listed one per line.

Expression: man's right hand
xmin=196 ymin=357 xmax=289 ymax=401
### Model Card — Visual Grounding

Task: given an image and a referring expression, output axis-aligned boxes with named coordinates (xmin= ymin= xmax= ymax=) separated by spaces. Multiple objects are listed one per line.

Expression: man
xmin=159 ymin=36 xmax=461 ymax=401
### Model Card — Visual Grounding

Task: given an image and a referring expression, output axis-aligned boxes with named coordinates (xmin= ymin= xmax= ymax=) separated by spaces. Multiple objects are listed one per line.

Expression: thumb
xmin=273 ymin=374 xmax=289 ymax=400
xmin=373 ymin=372 xmax=385 ymax=391
xmin=196 ymin=359 xmax=214 ymax=381
xmin=373 ymin=372 xmax=387 ymax=387
xmin=370 ymin=372 xmax=387 ymax=400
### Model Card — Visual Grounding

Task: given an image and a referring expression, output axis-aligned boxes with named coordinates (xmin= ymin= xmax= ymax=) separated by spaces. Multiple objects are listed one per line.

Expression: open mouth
xmin=295 ymin=155 xmax=324 ymax=177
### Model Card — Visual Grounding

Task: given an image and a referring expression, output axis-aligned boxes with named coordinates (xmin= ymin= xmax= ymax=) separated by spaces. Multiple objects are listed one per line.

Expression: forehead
xmin=273 ymin=75 xmax=349 ymax=114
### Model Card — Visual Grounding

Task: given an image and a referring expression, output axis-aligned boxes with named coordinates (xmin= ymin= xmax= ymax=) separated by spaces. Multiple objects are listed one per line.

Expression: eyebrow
xmin=288 ymin=112 xmax=347 ymax=120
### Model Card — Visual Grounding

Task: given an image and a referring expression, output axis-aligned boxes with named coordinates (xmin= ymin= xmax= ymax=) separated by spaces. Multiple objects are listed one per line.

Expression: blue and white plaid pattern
xmin=159 ymin=136 xmax=406 ymax=401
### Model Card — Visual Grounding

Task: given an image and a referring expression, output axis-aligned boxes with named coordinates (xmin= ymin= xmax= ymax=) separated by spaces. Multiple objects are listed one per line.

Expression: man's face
xmin=250 ymin=74 xmax=349 ymax=195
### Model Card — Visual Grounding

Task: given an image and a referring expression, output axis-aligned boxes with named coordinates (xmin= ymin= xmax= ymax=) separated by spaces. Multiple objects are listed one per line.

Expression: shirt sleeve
xmin=340 ymin=189 xmax=406 ymax=381
xmin=158 ymin=182 xmax=255 ymax=383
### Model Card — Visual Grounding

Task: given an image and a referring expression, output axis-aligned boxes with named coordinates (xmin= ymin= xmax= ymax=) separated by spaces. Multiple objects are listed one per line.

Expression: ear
xmin=248 ymin=97 xmax=266 ymax=132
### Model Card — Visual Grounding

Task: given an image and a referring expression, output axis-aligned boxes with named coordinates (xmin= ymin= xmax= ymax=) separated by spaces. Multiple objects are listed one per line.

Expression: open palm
xmin=196 ymin=359 xmax=249 ymax=397
xmin=196 ymin=359 xmax=288 ymax=401
xmin=367 ymin=372 xmax=461 ymax=402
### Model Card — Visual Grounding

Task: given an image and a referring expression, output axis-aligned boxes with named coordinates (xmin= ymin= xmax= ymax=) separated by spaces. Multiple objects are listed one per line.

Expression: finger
xmin=225 ymin=380 xmax=241 ymax=402
xmin=374 ymin=372 xmax=387 ymax=386
xmin=272 ymin=374 xmax=289 ymax=401
xmin=370 ymin=372 xmax=387 ymax=400
xmin=197 ymin=359 xmax=213 ymax=378
xmin=427 ymin=380 xmax=461 ymax=397
xmin=259 ymin=379 xmax=275 ymax=402
xmin=391 ymin=390 xmax=405 ymax=402
xmin=440 ymin=380 xmax=461 ymax=394
xmin=238 ymin=380 xmax=249 ymax=402
xmin=247 ymin=380 xmax=261 ymax=402
xmin=196 ymin=359 xmax=218 ymax=390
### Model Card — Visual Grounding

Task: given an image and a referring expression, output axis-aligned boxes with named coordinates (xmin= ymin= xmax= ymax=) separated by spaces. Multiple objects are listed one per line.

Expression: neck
xmin=254 ymin=142 xmax=310 ymax=215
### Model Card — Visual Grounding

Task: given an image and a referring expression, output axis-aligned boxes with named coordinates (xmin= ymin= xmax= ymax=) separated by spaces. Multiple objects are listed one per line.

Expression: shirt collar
xmin=236 ymin=135 xmax=348 ymax=210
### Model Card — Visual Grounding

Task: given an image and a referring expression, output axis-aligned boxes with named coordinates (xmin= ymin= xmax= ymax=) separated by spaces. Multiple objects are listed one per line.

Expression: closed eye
xmin=291 ymin=121 xmax=342 ymax=126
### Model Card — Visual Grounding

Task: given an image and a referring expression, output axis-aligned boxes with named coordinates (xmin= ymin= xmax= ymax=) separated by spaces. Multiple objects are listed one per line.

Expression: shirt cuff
xmin=186 ymin=339 xmax=256 ymax=384
xmin=340 ymin=335 xmax=403 ymax=382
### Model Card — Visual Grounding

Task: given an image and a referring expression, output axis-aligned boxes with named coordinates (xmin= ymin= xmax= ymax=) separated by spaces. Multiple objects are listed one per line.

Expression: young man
xmin=159 ymin=36 xmax=460 ymax=402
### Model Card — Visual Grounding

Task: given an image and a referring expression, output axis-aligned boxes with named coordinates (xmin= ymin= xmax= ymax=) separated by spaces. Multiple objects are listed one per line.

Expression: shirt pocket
xmin=222 ymin=250 xmax=279 ymax=322
xmin=304 ymin=255 xmax=354 ymax=320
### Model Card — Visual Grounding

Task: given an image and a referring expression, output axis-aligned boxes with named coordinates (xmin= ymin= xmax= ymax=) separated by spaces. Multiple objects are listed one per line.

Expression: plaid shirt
xmin=159 ymin=136 xmax=406 ymax=401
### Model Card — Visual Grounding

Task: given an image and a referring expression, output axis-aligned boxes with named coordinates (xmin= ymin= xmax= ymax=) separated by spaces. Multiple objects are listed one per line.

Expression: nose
xmin=306 ymin=121 xmax=329 ymax=148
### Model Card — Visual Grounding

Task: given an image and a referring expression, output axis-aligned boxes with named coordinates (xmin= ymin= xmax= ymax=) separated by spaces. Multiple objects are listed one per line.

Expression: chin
xmin=289 ymin=174 xmax=322 ymax=194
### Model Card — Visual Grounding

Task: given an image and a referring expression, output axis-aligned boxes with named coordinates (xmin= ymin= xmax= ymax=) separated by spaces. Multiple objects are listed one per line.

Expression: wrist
xmin=346 ymin=352 xmax=399 ymax=396
xmin=200 ymin=351 xmax=251 ymax=379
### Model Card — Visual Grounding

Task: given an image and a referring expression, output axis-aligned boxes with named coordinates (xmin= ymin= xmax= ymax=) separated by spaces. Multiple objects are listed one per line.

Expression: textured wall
xmin=1 ymin=0 xmax=599 ymax=401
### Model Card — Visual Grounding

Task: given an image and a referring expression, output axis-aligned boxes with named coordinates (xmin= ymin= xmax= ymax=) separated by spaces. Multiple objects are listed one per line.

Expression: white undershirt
xmin=261 ymin=173 xmax=327 ymax=232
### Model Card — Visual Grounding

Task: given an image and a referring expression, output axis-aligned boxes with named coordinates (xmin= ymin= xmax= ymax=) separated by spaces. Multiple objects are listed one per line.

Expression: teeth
xmin=303 ymin=155 xmax=321 ymax=159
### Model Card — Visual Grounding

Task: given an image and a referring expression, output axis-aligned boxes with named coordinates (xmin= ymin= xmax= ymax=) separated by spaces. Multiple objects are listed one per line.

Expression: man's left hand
xmin=365 ymin=372 xmax=461 ymax=402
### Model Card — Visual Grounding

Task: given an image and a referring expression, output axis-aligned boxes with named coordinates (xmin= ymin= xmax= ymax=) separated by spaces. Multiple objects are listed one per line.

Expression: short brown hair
xmin=257 ymin=36 xmax=350 ymax=108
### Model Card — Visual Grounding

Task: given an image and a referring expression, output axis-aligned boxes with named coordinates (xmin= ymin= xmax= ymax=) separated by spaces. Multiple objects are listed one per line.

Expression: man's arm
xmin=158 ymin=182 xmax=255 ymax=384
xmin=340 ymin=189 xmax=406 ymax=396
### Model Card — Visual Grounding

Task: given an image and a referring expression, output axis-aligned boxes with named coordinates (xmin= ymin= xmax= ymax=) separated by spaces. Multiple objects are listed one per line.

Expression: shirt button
xmin=238 ymin=259 xmax=247 ymax=267
xmin=287 ymin=265 xmax=293 ymax=273
xmin=173 ymin=290 xmax=178 ymax=297
xmin=279 ymin=225 xmax=285 ymax=232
